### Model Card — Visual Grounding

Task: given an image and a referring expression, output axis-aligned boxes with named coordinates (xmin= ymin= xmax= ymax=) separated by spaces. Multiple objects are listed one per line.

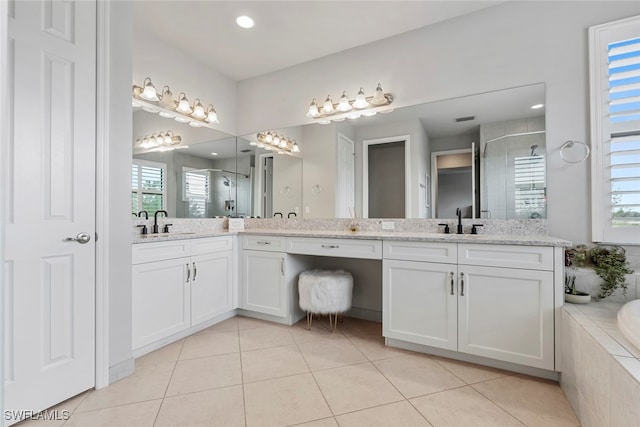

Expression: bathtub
xmin=618 ymin=299 xmax=640 ymax=351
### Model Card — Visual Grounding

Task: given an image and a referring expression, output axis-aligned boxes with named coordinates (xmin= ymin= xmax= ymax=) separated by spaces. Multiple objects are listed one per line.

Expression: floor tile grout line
xmin=236 ymin=329 xmax=248 ymax=427
xmin=469 ymin=381 xmax=530 ymax=426
xmin=291 ymin=324 xmax=338 ymax=420
xmin=152 ymin=338 xmax=186 ymax=426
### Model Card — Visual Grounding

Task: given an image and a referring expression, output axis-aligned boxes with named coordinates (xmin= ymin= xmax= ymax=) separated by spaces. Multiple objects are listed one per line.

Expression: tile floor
xmin=20 ymin=316 xmax=580 ymax=427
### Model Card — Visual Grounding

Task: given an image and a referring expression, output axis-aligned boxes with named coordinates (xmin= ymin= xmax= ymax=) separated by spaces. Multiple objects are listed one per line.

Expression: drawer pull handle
xmin=257 ymin=241 xmax=272 ymax=245
xmin=450 ymin=272 xmax=455 ymax=295
xmin=192 ymin=262 xmax=197 ymax=281
xmin=186 ymin=263 xmax=191 ymax=283
xmin=321 ymin=244 xmax=339 ymax=249
xmin=460 ymin=272 xmax=465 ymax=296
xmin=281 ymin=259 xmax=285 ymax=275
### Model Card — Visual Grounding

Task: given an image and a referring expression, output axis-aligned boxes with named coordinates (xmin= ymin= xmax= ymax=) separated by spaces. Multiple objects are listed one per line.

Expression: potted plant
xmin=564 ymin=273 xmax=591 ymax=304
xmin=591 ymin=246 xmax=635 ymax=300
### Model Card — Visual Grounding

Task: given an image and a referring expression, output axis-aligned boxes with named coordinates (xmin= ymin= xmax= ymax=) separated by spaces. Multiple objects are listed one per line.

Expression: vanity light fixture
xmin=251 ymin=131 xmax=301 ymax=155
xmin=306 ymin=83 xmax=393 ymax=123
xmin=134 ymin=130 xmax=184 ymax=152
xmin=131 ymin=77 xmax=221 ymax=129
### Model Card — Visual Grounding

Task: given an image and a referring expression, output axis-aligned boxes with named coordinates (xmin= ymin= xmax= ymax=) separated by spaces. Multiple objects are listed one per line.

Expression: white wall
xmin=133 ymin=30 xmax=238 ymax=136
xmin=107 ymin=1 xmax=134 ymax=380
xmin=300 ymin=124 xmax=338 ymax=218
xmin=237 ymin=1 xmax=640 ymax=244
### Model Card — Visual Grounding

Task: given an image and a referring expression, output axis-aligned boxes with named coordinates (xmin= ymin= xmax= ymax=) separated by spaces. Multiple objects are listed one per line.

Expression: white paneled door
xmin=4 ymin=0 xmax=96 ymax=423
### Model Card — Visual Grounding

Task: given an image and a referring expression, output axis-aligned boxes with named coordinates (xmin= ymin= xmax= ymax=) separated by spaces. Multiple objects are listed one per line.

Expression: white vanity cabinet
xmin=240 ymin=235 xmax=306 ymax=324
xmin=383 ymin=241 xmax=458 ymax=350
xmin=383 ymin=241 xmax=556 ymax=371
xmin=132 ymin=236 xmax=234 ymax=351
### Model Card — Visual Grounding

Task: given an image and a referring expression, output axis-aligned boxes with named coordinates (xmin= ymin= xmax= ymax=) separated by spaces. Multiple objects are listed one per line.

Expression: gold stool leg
xmin=306 ymin=311 xmax=314 ymax=330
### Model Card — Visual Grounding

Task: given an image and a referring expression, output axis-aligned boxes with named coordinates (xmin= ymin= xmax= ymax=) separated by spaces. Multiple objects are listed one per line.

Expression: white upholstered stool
xmin=298 ymin=269 xmax=353 ymax=332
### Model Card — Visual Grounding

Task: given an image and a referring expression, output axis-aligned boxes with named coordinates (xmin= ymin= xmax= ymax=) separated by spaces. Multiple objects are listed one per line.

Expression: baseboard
xmin=108 ymin=358 xmax=135 ymax=385
xmin=346 ymin=307 xmax=382 ymax=322
xmin=386 ymin=338 xmax=559 ymax=381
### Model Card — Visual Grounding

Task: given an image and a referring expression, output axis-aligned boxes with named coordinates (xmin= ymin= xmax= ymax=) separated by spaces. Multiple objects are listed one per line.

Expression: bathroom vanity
xmin=132 ymin=227 xmax=568 ymax=377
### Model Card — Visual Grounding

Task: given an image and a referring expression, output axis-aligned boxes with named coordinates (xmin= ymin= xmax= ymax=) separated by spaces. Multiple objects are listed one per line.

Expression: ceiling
xmin=134 ymin=1 xmax=505 ymax=81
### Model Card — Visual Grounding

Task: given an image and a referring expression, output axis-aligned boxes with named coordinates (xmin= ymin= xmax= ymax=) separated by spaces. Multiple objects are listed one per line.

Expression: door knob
xmin=64 ymin=232 xmax=91 ymax=244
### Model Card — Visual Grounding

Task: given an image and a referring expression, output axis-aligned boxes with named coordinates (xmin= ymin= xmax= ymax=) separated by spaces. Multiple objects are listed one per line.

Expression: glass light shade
xmin=331 ymin=117 xmax=345 ymax=122
xmin=265 ymin=132 xmax=273 ymax=143
xmin=189 ymin=121 xmax=203 ymax=127
xmin=141 ymin=137 xmax=151 ymax=148
xmin=175 ymin=116 xmax=189 ymax=123
xmin=140 ymin=77 xmax=159 ymax=101
xmin=337 ymin=91 xmax=351 ymax=112
xmin=249 ymin=141 xmax=257 ymax=146
xmin=163 ymin=131 xmax=173 ymax=145
xmin=159 ymin=86 xmax=175 ymax=109
xmin=132 ymin=99 xmax=141 ymax=107
xmin=362 ymin=110 xmax=377 ymax=117
xmin=205 ymin=105 xmax=218 ymax=123
xmin=318 ymin=119 xmax=331 ymax=125
xmin=191 ymin=98 xmax=206 ymax=120
xmin=272 ymin=135 xmax=280 ymax=146
xmin=347 ymin=112 xmax=362 ymax=119
xmin=322 ymin=95 xmax=334 ymax=114
xmin=307 ymin=98 xmax=319 ymax=117
xmin=159 ymin=111 xmax=176 ymax=118
xmin=142 ymin=105 xmax=158 ymax=113
xmin=370 ymin=83 xmax=387 ymax=106
xmin=353 ymin=87 xmax=368 ymax=109
xmin=176 ymin=93 xmax=192 ymax=114
xmin=291 ymin=142 xmax=300 ymax=153
xmin=279 ymin=139 xmax=287 ymax=148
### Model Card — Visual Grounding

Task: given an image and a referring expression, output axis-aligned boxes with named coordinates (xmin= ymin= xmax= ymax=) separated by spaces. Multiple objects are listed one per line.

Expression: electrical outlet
xmin=382 ymin=221 xmax=395 ymax=231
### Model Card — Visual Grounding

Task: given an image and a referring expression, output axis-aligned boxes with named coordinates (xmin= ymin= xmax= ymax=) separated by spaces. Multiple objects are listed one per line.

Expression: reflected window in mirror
xmin=131 ymin=159 xmax=166 ymax=215
xmin=182 ymin=167 xmax=211 ymax=218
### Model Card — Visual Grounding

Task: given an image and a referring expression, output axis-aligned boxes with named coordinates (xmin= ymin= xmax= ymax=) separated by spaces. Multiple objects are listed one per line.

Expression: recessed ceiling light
xmin=236 ymin=15 xmax=254 ymax=29
xmin=531 ymin=104 xmax=544 ymax=109
xmin=211 ymin=152 xmax=218 ymax=156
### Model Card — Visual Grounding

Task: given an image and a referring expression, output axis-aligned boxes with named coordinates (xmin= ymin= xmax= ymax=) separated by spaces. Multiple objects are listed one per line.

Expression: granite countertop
xmin=132 ymin=228 xmax=570 ymax=246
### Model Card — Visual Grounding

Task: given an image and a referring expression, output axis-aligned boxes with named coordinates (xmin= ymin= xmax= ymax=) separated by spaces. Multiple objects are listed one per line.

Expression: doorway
xmin=431 ymin=147 xmax=478 ymax=219
xmin=363 ymin=136 xmax=410 ymax=218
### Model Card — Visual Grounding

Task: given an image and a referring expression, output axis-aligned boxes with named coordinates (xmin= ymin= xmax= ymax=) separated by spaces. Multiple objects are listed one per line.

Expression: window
xmin=183 ymin=168 xmax=210 ymax=218
xmin=131 ymin=159 xmax=166 ymax=214
xmin=514 ymin=154 xmax=546 ymax=219
xmin=590 ymin=15 xmax=640 ymax=243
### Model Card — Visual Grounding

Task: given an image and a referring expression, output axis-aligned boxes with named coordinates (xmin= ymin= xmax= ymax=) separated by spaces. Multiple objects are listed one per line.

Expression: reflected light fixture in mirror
xmin=132 ymin=77 xmax=219 ymax=129
xmin=134 ymin=130 xmax=185 ymax=152
xmin=306 ymin=83 xmax=394 ymax=124
xmin=252 ymin=131 xmax=301 ymax=155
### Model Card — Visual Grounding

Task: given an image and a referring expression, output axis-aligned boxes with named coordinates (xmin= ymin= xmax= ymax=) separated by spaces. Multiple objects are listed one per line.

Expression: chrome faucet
xmin=153 ymin=210 xmax=168 ymax=234
xmin=456 ymin=208 xmax=463 ymax=234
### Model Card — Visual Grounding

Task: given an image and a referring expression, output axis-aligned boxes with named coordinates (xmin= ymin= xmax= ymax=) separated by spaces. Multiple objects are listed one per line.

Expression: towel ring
xmin=560 ymin=140 xmax=590 ymax=163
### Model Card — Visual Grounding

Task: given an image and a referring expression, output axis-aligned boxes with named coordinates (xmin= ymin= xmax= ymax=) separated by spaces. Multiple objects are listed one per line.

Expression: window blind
xmin=183 ymin=170 xmax=210 ymax=218
xmin=608 ymin=36 xmax=640 ymax=227
xmin=131 ymin=160 xmax=166 ymax=214
xmin=514 ymin=155 xmax=546 ymax=219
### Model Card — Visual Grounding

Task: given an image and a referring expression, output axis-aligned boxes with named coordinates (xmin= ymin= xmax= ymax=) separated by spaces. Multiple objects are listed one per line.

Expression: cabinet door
xmin=242 ymin=250 xmax=286 ymax=317
xmin=132 ymin=257 xmax=191 ymax=350
xmin=191 ymin=251 xmax=234 ymax=325
xmin=383 ymin=260 xmax=457 ymax=350
xmin=457 ymin=265 xmax=554 ymax=370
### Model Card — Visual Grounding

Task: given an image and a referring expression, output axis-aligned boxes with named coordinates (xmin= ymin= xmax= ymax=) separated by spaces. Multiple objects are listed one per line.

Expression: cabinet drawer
xmin=191 ymin=235 xmax=233 ymax=255
xmin=383 ymin=241 xmax=457 ymax=264
xmin=243 ymin=235 xmax=287 ymax=252
xmin=458 ymin=244 xmax=553 ymax=271
xmin=287 ymin=237 xmax=382 ymax=259
xmin=133 ymin=240 xmax=191 ymax=264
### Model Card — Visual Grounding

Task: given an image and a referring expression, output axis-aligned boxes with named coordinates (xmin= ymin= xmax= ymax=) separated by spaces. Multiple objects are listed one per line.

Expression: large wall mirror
xmin=132 ymin=83 xmax=545 ymax=220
